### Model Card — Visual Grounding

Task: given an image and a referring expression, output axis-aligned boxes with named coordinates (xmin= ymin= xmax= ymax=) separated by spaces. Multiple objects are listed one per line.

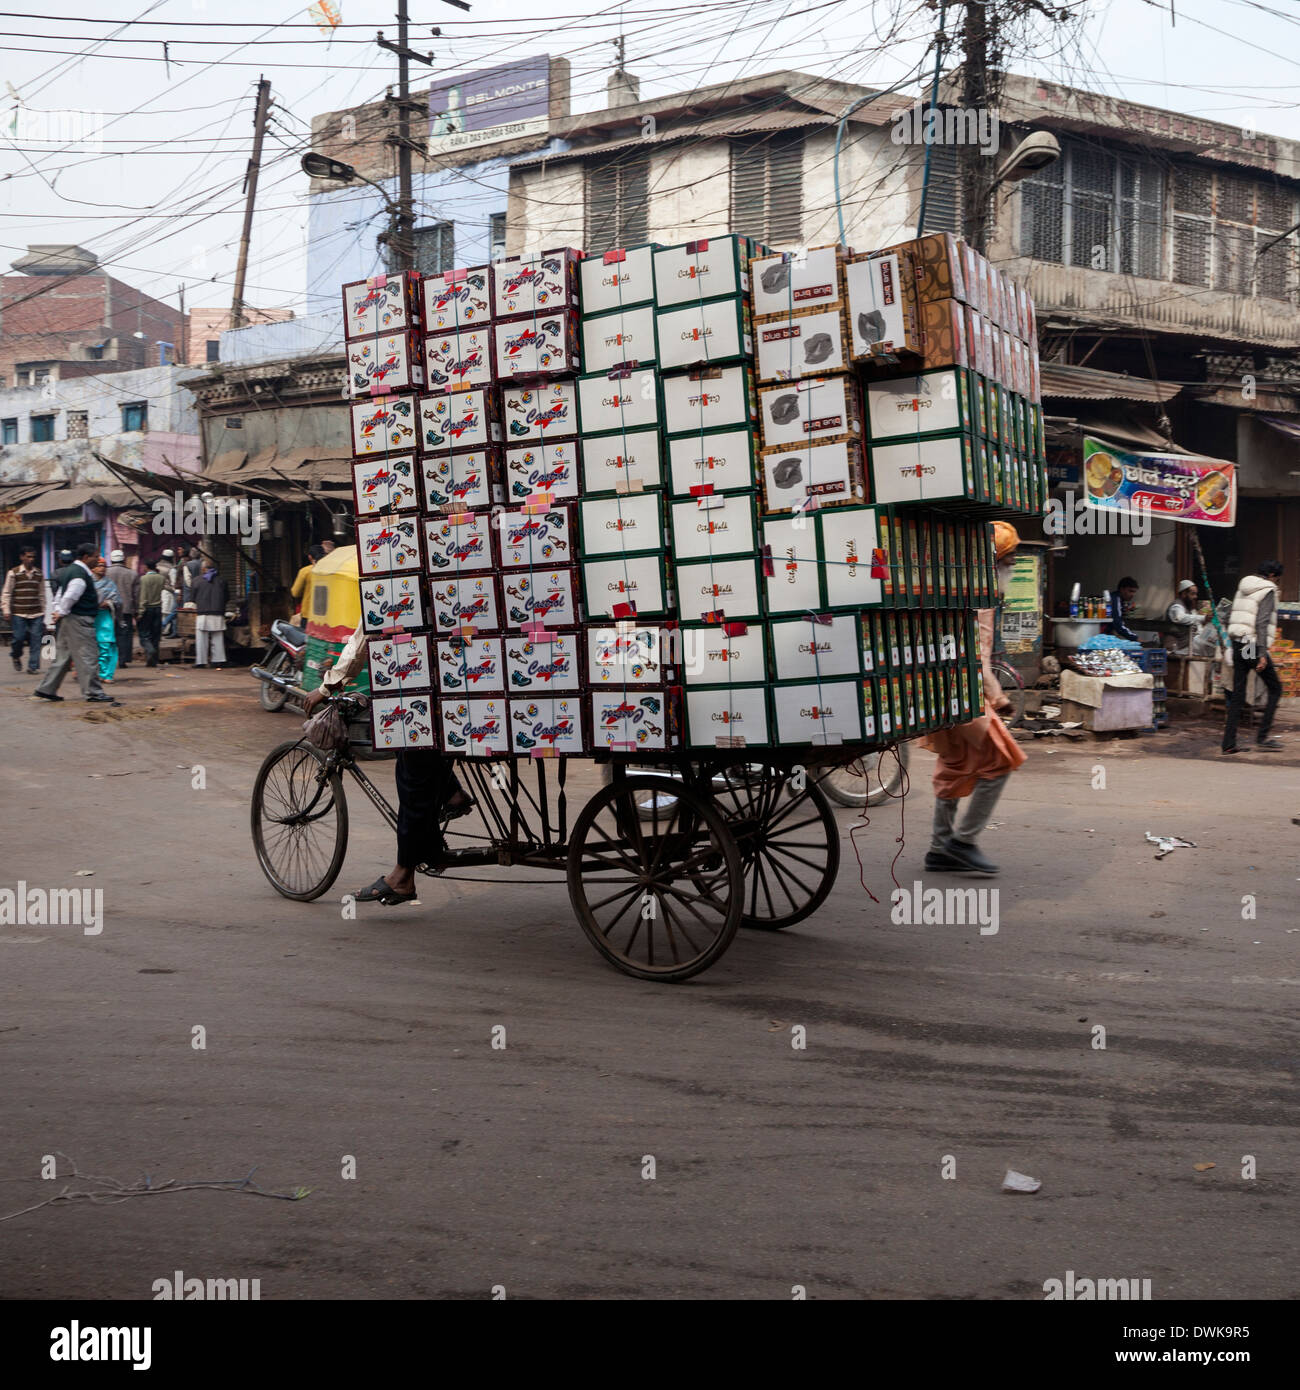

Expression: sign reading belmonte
xmin=428 ymin=57 xmax=550 ymax=156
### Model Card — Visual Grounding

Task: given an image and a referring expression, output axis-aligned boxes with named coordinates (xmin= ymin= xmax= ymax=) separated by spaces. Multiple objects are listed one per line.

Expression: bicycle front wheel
xmin=251 ymin=740 xmax=349 ymax=901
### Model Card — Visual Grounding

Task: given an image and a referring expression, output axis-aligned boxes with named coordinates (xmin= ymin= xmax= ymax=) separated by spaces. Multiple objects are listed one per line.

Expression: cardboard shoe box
xmin=655 ymin=298 xmax=752 ymax=371
xmin=439 ymin=696 xmax=510 ymax=757
xmin=579 ymin=244 xmax=657 ymax=314
xmin=761 ymin=514 xmax=823 ymax=615
xmin=750 ymin=245 xmax=847 ymax=318
xmin=589 ymin=687 xmax=680 ymax=753
xmin=435 ymin=635 xmax=505 ymax=694
xmin=493 ymin=311 xmax=580 ymax=379
xmin=347 ymin=331 xmax=424 ymax=396
xmin=576 ymin=366 xmax=660 ymax=436
xmin=759 ymin=375 xmax=861 ymax=450
xmin=420 ymin=447 xmax=502 ymax=512
xmin=371 ymin=693 xmax=438 ymax=752
xmin=818 ymin=504 xmax=884 ymax=611
xmin=864 ymin=366 xmax=975 ymax=443
xmin=352 ymin=454 xmax=419 ymax=517
xmin=653 ymin=235 xmax=758 ymax=307
xmin=423 ymin=512 xmax=494 ymax=576
xmin=760 ymin=438 xmax=868 ymax=512
xmin=492 ymin=248 xmax=580 ymax=318
xmin=429 ymin=573 xmax=501 ymax=634
xmin=504 ymin=439 xmax=582 ymax=501
xmin=367 ymin=633 xmax=434 ymax=695
xmin=581 ymin=427 xmax=664 ymax=495
xmin=845 ymin=251 xmax=919 ymax=360
xmin=868 ymin=432 xmax=978 ymax=506
xmin=586 ymin=623 xmax=677 ymax=687
xmin=505 ymin=629 xmax=582 ymax=692
xmin=680 ymin=621 xmax=769 ymax=687
xmin=351 ymin=396 xmax=419 ymax=455
xmin=685 ymin=683 xmax=770 ymax=749
xmin=674 ymin=556 xmax=763 ymax=622
xmin=768 ymin=614 xmax=862 ymax=681
xmin=360 ymin=573 xmax=427 ymax=634
xmin=501 ymin=380 xmax=577 ymax=443
xmin=580 ymin=553 xmax=670 ymax=621
xmin=421 ymin=266 xmax=492 ymax=333
xmin=579 ymin=492 xmax=664 ymax=559
xmin=771 ymin=678 xmax=864 ymax=745
xmin=418 ymin=388 xmax=500 ymax=453
xmin=497 ymin=503 xmax=577 ymax=570
xmin=878 ymin=231 xmax=968 ymax=305
xmin=501 ymin=566 xmax=580 ymax=629
xmin=423 ymin=325 xmax=493 ymax=389
xmin=661 ymin=364 xmax=757 ymax=434
xmin=509 ymin=695 xmax=586 ymax=756
xmin=668 ymin=489 xmax=759 ymax=561
xmin=754 ymin=307 xmax=850 ymax=383
xmin=666 ymin=425 xmax=759 ymax=497
xmin=343 ymin=272 xmax=419 ymax=340
xmin=356 ymin=515 xmax=423 ymax=577
xmin=580 ymin=305 xmax=658 ymax=373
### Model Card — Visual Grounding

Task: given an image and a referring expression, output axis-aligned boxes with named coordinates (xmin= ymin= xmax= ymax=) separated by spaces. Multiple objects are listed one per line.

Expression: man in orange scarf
xmin=922 ymin=521 xmax=1027 ymax=876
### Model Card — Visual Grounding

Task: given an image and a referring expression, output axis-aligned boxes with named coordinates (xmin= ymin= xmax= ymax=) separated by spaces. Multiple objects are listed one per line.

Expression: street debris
xmin=1002 ymin=1170 xmax=1041 ymax=1194
xmin=1193 ymin=1163 xmax=1215 ymax=1172
xmin=74 ymin=869 xmax=94 ymax=877
xmin=1146 ymin=832 xmax=1197 ymax=860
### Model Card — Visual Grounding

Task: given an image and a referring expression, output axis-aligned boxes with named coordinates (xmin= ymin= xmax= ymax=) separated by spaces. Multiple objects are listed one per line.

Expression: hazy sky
xmin=3 ymin=0 xmax=1300 ymax=317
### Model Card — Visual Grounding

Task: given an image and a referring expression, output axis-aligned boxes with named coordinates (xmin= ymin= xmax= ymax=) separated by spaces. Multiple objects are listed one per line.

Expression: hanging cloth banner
xmin=308 ymin=1 xmax=342 ymax=35
xmin=1082 ymin=435 xmax=1236 ymax=528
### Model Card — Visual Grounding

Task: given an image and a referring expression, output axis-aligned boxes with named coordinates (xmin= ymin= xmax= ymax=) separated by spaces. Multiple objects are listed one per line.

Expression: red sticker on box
xmin=603 ymin=249 xmax=627 ymax=265
xmin=611 ymin=601 xmax=636 ymax=619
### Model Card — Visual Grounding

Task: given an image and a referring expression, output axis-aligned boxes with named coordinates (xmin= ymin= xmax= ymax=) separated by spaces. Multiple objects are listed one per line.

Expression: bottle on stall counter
xmin=1069 ymin=581 xmax=1081 ymax=619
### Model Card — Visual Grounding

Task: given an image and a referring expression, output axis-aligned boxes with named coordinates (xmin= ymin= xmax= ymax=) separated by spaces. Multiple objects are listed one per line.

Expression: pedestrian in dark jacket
xmin=191 ymin=562 xmax=230 ymax=668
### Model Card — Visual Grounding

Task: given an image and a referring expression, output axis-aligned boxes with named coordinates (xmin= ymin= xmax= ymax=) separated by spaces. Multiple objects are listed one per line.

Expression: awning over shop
xmin=1258 ymin=414 xmax=1300 ymax=443
xmin=17 ymin=484 xmax=141 ymax=522
xmin=1082 ymin=436 xmax=1236 ymax=528
xmin=1041 ymin=362 xmax=1183 ymax=404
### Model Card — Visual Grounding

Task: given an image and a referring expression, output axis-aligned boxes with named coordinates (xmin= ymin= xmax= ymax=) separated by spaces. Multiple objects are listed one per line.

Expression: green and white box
xmin=771 ymin=678 xmax=863 ymax=745
xmin=653 ymin=235 xmax=755 ymax=308
xmin=675 ymin=555 xmax=763 ymax=621
xmin=759 ymin=375 xmax=860 ymax=449
xmin=581 ymin=427 xmax=664 ymax=494
xmin=864 ymin=367 xmax=975 ymax=442
xmin=681 ymin=621 xmax=769 ymax=687
xmin=685 ymin=683 xmax=770 ymax=749
xmin=769 ymin=614 xmax=862 ymax=681
xmin=755 ymin=308 xmax=849 ymax=382
xmin=579 ymin=244 xmax=657 ymax=313
xmin=869 ymin=431 xmax=977 ymax=505
xmin=575 ymin=366 xmax=660 ymax=435
xmin=761 ymin=514 xmax=823 ymax=614
xmin=818 ymin=505 xmax=883 ymax=609
xmin=579 ymin=492 xmax=665 ymax=558
xmin=656 ymin=297 xmax=752 ymax=370
xmin=666 ymin=425 xmax=758 ymax=496
xmin=668 ymin=490 xmax=759 ymax=562
xmin=580 ymin=305 xmax=658 ymax=373
xmin=581 ymin=552 xmax=671 ymax=619
xmin=661 ymin=364 xmax=757 ymax=434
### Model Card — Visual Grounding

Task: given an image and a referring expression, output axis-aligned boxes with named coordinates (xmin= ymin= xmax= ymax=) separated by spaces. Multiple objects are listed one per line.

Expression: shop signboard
xmin=1082 ymin=436 xmax=1236 ymax=527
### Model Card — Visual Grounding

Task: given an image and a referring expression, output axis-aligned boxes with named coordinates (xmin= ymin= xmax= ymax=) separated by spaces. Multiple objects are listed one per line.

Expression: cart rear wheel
xmin=710 ymin=764 xmax=840 ymax=931
xmin=251 ymin=740 xmax=349 ymax=901
xmin=567 ymin=773 xmax=742 ymax=982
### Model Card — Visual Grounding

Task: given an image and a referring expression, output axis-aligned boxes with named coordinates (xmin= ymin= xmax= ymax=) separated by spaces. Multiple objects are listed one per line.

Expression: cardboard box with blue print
xmin=497 ymin=503 xmax=577 ymax=570
xmin=758 ymin=374 xmax=862 ymax=450
xmin=367 ymin=633 xmax=434 ymax=695
xmin=356 ymin=515 xmax=423 ymax=577
xmin=493 ymin=311 xmax=580 ymax=379
xmin=578 ymin=243 xmax=658 ymax=314
xmin=501 ymin=380 xmax=577 ymax=443
xmin=501 ymin=566 xmax=580 ymax=629
xmin=423 ymin=512 xmax=494 ymax=577
xmin=509 ymin=695 xmax=586 ymax=755
xmin=754 ymin=305 xmax=851 ymax=384
xmin=435 ymin=634 xmax=505 ymax=693
xmin=581 ymin=427 xmax=664 ymax=495
xmin=579 ymin=305 xmax=658 ymax=373
xmin=759 ymin=436 xmax=867 ymax=513
xmin=343 ymin=271 xmax=420 ymax=340
xmin=428 ymin=573 xmax=501 ymax=634
xmin=504 ymin=630 xmax=582 ymax=692
xmin=575 ymin=366 xmax=660 ymax=436
xmin=589 ymin=686 xmax=681 ymax=752
xmin=492 ymin=248 xmax=580 ymax=318
xmin=423 ymin=325 xmax=493 ymax=390
xmin=352 ymin=454 xmax=419 ymax=517
xmin=371 ymin=693 xmax=439 ymax=752
xmin=421 ymin=265 xmax=492 ymax=332
xmin=360 ymin=572 xmax=426 ymax=634
xmin=417 ymin=388 xmax=500 ymax=453
xmin=585 ymin=623 xmax=677 ymax=687
xmin=347 ymin=331 xmax=424 ymax=397
xmin=419 ymin=448 xmax=503 ymax=512
xmin=439 ymin=695 xmax=510 ymax=757
xmin=351 ymin=395 xmax=419 ymax=455
xmin=504 ymin=439 xmax=582 ymax=501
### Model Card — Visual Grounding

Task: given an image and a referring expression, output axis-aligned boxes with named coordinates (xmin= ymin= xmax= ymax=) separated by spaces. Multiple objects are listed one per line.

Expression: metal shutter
xmin=586 ymin=154 xmax=650 ymax=253
xmin=922 ymin=140 xmax=962 ymax=236
xmin=730 ymin=133 xmax=803 ymax=245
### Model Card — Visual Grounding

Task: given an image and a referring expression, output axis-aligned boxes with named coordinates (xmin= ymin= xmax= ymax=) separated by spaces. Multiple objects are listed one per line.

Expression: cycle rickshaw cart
xmin=250 ymin=670 xmax=904 ymax=982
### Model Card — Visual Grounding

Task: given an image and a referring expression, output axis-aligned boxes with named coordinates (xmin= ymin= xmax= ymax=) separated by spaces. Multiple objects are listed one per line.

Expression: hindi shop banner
xmin=1082 ymin=437 xmax=1236 ymax=528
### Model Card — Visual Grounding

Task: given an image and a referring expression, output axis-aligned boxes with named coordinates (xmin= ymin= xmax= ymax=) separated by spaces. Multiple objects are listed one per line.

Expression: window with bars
xmin=1018 ymin=139 xmax=1163 ymax=278
xmin=585 ymin=154 xmax=649 ymax=253
xmin=489 ymin=211 xmax=507 ymax=262
xmin=730 ymin=132 xmax=804 ymax=246
xmin=1172 ymin=167 xmax=1295 ymax=301
xmin=409 ymin=222 xmax=455 ymax=276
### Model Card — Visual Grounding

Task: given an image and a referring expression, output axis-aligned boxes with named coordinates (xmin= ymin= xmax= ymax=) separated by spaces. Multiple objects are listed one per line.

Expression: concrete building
xmin=186 ymin=305 xmax=296 ymax=366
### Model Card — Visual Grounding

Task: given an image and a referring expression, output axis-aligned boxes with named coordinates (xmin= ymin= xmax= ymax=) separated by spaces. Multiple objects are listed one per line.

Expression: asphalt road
xmin=2 ymin=661 xmax=1298 ymax=1300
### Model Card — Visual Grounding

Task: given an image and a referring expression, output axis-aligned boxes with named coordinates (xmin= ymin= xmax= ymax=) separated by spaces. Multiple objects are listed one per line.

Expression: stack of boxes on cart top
xmin=339 ymin=228 xmax=1036 ymax=756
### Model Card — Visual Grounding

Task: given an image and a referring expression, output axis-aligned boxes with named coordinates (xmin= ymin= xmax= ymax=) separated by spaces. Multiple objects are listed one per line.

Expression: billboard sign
xmin=1082 ymin=436 xmax=1237 ymax=528
xmin=429 ymin=57 xmax=550 ymax=156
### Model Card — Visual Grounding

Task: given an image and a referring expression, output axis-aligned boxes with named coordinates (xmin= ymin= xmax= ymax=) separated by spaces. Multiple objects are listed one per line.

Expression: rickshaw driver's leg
xmin=356 ymin=750 xmax=460 ymax=904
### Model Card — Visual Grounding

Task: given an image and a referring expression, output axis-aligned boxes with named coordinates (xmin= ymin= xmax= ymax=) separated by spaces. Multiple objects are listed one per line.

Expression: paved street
xmin=2 ymin=663 xmax=1298 ymax=1300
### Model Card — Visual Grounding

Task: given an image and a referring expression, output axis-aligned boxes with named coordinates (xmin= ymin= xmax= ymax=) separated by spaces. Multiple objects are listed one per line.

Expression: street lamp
xmin=990 ymin=130 xmax=1061 ymax=191
xmin=300 ymin=153 xmax=402 ymax=260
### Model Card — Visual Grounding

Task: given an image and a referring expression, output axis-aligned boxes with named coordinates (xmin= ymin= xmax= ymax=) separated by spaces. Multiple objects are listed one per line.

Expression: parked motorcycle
xmin=256 ymin=619 xmax=306 ymax=711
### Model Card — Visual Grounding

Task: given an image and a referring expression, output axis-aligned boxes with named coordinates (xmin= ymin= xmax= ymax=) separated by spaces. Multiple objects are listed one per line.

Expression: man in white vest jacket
xmin=1222 ymin=559 xmax=1284 ymax=754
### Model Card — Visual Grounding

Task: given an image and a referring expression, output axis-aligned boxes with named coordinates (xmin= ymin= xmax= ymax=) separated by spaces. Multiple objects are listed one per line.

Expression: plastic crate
xmin=1138 ymin=648 xmax=1167 ymax=675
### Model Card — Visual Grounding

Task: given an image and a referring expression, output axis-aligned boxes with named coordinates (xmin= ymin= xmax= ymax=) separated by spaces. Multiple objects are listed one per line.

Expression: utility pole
xmin=231 ymin=77 xmax=272 ymax=329
xmin=377 ymin=4 xmax=435 ymax=273
xmin=178 ymin=282 xmax=187 ymax=365
xmin=959 ymin=1 xmax=995 ymax=254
